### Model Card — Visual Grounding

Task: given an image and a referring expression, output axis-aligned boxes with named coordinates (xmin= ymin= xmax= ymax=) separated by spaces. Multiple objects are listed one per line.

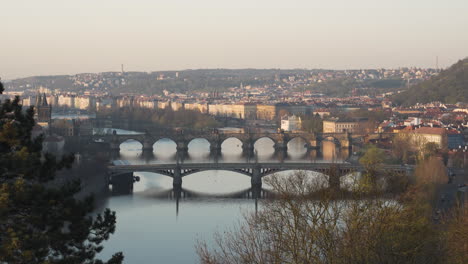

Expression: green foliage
xmin=300 ymin=113 xmax=323 ymax=133
xmin=359 ymin=145 xmax=386 ymax=190
xmin=0 ymin=83 xmax=122 ymax=263
xmin=359 ymin=145 xmax=385 ymax=170
xmin=393 ymin=58 xmax=468 ymax=105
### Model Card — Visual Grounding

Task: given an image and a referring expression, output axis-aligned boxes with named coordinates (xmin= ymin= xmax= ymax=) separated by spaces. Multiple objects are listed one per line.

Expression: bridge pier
xmin=273 ymin=150 xmax=287 ymax=162
xmin=109 ymin=172 xmax=135 ymax=195
xmin=210 ymin=143 xmax=222 ymax=158
xmin=327 ymin=166 xmax=341 ymax=191
xmin=176 ymin=140 xmax=188 ymax=154
xmin=142 ymin=139 xmax=154 ymax=152
xmin=209 ymin=139 xmax=222 ymax=153
xmin=274 ymin=142 xmax=288 ymax=152
xmin=110 ymin=149 xmax=120 ymax=160
xmin=110 ymin=141 xmax=120 ymax=152
xmin=242 ymin=140 xmax=255 ymax=154
xmin=173 ymin=166 xmax=182 ymax=190
xmin=308 ymin=139 xmax=320 ymax=150
xmin=251 ymin=166 xmax=262 ymax=199
xmin=339 ymin=132 xmax=352 ymax=149
xmin=141 ymin=149 xmax=155 ymax=162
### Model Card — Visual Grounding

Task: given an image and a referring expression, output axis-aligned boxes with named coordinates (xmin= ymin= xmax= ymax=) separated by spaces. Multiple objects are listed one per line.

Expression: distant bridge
xmin=108 ymin=162 xmax=413 ymax=196
xmin=94 ymin=128 xmax=357 ymax=154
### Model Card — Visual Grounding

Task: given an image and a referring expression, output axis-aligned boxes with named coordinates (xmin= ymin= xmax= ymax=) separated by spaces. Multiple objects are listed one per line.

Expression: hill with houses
xmin=393 ymin=58 xmax=468 ymax=105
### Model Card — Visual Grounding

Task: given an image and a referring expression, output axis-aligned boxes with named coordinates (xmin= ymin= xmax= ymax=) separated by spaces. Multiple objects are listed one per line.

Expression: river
xmin=97 ymin=129 xmax=348 ymax=263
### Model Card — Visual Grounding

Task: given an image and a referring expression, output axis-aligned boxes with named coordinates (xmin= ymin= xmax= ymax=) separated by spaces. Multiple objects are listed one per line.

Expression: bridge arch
xmin=220 ymin=136 xmax=244 ymax=148
xmin=187 ymin=138 xmax=211 ymax=152
xmin=287 ymin=136 xmax=310 ymax=150
xmin=253 ymin=136 xmax=278 ymax=153
xmin=321 ymin=136 xmax=341 ymax=147
xmin=118 ymin=138 xmax=143 ymax=151
xmin=152 ymin=137 xmax=177 ymax=154
xmin=253 ymin=136 xmax=278 ymax=145
xmin=182 ymin=169 xmax=252 ymax=178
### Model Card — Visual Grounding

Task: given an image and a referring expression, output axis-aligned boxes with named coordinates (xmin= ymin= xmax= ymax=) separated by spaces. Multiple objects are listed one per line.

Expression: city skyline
xmin=2 ymin=0 xmax=468 ymax=79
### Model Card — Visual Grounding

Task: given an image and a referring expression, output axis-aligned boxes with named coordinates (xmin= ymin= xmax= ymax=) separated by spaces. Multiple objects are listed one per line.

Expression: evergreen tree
xmin=0 ymin=81 xmax=123 ymax=263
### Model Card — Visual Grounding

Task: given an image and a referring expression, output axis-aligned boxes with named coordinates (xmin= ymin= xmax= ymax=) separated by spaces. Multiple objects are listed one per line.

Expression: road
xmin=436 ymin=167 xmax=467 ymax=214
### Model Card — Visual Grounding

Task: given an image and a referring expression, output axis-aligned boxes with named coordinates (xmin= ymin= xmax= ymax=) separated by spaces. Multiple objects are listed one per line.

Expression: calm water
xmin=98 ymin=129 xmax=349 ymax=263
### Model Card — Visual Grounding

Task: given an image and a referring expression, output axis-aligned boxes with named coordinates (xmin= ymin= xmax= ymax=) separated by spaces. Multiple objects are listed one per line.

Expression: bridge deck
xmin=108 ymin=162 xmax=409 ymax=174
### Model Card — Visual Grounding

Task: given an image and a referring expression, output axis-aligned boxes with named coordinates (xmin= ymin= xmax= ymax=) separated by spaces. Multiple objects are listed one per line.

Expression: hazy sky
xmin=1 ymin=0 xmax=468 ymax=79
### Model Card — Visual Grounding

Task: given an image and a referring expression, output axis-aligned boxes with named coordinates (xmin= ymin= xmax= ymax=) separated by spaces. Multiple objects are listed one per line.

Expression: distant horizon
xmin=2 ymin=62 xmax=457 ymax=81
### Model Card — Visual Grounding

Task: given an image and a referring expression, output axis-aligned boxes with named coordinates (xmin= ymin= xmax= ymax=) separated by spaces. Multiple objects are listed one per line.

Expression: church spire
xmin=41 ymin=93 xmax=48 ymax=106
xmin=35 ymin=92 xmax=42 ymax=107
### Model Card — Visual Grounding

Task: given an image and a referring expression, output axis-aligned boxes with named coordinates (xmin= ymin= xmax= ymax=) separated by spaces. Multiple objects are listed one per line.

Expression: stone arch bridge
xmin=95 ymin=129 xmax=353 ymax=154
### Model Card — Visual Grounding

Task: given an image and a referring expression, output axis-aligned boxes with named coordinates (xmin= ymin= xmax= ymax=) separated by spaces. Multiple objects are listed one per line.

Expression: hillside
xmin=393 ymin=58 xmax=468 ymax=105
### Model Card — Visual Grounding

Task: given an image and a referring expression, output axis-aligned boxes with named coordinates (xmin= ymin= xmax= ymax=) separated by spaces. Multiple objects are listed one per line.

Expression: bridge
xmin=94 ymin=128 xmax=355 ymax=154
xmin=107 ymin=162 xmax=413 ymax=196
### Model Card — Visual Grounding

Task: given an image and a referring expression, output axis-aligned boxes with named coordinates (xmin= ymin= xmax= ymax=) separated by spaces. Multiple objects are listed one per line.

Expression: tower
xmin=36 ymin=93 xmax=52 ymax=124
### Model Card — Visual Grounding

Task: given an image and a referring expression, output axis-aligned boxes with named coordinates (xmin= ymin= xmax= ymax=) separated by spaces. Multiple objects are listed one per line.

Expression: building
xmin=171 ymin=101 xmax=184 ymax=111
xmin=377 ymin=121 xmax=396 ymax=133
xmin=74 ymin=96 xmax=95 ymax=110
xmin=51 ymin=119 xmax=94 ymax=137
xmin=447 ymin=129 xmax=464 ymax=149
xmin=35 ymin=93 xmax=52 ymax=126
xmin=412 ymin=127 xmax=447 ymax=148
xmin=184 ymin=102 xmax=208 ymax=114
xmin=57 ymin=94 xmax=75 ymax=108
xmin=404 ymin=117 xmax=421 ymax=126
xmin=313 ymin=109 xmax=330 ymax=118
xmin=256 ymin=104 xmax=276 ymax=120
xmin=323 ymin=117 xmax=368 ymax=133
xmin=51 ymin=119 xmax=76 ymax=137
xmin=281 ymin=115 xmax=302 ymax=132
xmin=96 ymin=97 xmax=115 ymax=111
xmin=243 ymin=103 xmax=257 ymax=120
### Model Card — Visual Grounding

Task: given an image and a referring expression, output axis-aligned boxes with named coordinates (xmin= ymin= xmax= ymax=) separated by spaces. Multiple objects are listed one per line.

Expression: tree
xmin=409 ymin=156 xmax=448 ymax=208
xmin=197 ymin=172 xmax=442 ymax=264
xmin=300 ymin=114 xmax=323 ymax=133
xmin=423 ymin=142 xmax=439 ymax=159
xmin=392 ymin=58 xmax=468 ymax=105
xmin=443 ymin=206 xmax=468 ymax=264
xmin=392 ymin=133 xmax=413 ymax=164
xmin=0 ymin=82 xmax=123 ymax=263
xmin=359 ymin=145 xmax=385 ymax=190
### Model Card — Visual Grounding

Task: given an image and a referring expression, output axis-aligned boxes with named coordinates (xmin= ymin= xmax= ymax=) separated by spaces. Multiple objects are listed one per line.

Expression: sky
xmin=1 ymin=0 xmax=468 ymax=79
